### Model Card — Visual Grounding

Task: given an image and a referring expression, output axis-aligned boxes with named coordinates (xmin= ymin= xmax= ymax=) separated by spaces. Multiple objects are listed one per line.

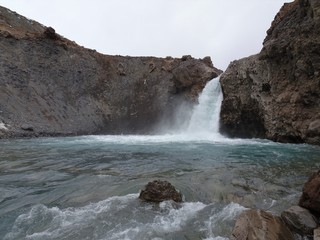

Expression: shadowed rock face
xmin=220 ymin=0 xmax=320 ymax=145
xmin=299 ymin=170 xmax=320 ymax=214
xmin=0 ymin=6 xmax=221 ymax=138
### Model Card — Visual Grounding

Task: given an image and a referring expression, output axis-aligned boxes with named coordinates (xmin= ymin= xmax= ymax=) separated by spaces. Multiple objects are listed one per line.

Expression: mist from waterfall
xmin=185 ymin=77 xmax=223 ymax=138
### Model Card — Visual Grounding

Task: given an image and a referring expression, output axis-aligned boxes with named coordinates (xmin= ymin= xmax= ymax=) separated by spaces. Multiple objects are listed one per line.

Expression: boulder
xmin=139 ymin=180 xmax=182 ymax=203
xmin=299 ymin=170 xmax=320 ymax=213
xmin=230 ymin=209 xmax=294 ymax=240
xmin=281 ymin=205 xmax=318 ymax=236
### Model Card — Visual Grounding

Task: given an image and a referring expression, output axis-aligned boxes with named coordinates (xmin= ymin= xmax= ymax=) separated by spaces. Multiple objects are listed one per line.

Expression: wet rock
xmin=220 ymin=0 xmax=320 ymax=145
xmin=230 ymin=209 xmax=294 ymax=240
xmin=281 ymin=205 xmax=318 ymax=236
xmin=299 ymin=170 xmax=320 ymax=213
xmin=139 ymin=180 xmax=182 ymax=203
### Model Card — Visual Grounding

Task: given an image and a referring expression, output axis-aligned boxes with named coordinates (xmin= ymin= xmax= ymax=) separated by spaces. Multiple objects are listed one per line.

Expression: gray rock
xmin=231 ymin=209 xmax=294 ymax=240
xmin=281 ymin=205 xmax=318 ymax=236
xmin=220 ymin=0 xmax=320 ymax=145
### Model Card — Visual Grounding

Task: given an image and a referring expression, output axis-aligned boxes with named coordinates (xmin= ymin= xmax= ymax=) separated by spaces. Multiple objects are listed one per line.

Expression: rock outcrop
xmin=231 ymin=171 xmax=320 ymax=239
xmin=230 ymin=209 xmax=294 ymax=240
xmin=220 ymin=0 xmax=320 ymax=145
xmin=299 ymin=170 xmax=320 ymax=213
xmin=0 ymin=6 xmax=221 ymax=138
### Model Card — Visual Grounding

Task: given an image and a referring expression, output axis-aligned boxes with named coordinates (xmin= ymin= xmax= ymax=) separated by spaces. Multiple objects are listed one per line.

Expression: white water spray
xmin=186 ymin=77 xmax=223 ymax=136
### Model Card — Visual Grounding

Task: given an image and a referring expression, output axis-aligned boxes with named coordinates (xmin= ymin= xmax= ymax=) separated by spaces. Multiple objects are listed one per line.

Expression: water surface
xmin=1 ymin=78 xmax=319 ymax=239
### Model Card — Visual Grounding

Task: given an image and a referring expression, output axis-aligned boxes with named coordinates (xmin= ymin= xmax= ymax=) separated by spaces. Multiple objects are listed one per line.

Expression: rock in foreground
xmin=231 ymin=209 xmax=294 ymax=240
xmin=139 ymin=180 xmax=182 ymax=203
xmin=281 ymin=205 xmax=318 ymax=236
xmin=299 ymin=170 xmax=320 ymax=213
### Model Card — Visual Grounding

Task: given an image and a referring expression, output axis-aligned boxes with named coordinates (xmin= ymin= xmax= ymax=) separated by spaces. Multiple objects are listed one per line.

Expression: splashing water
xmin=185 ymin=77 xmax=223 ymax=138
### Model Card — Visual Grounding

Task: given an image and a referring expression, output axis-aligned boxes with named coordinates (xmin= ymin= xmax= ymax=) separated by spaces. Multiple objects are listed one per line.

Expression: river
xmin=1 ymin=78 xmax=319 ymax=239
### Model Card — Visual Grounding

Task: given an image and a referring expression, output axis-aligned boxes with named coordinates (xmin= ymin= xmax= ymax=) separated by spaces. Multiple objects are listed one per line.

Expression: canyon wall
xmin=220 ymin=0 xmax=320 ymax=145
xmin=0 ymin=6 xmax=221 ymax=138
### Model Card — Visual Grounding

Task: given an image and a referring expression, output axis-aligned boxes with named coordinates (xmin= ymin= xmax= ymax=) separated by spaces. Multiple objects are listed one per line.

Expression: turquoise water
xmin=1 ymin=79 xmax=320 ymax=239
xmin=0 ymin=135 xmax=319 ymax=239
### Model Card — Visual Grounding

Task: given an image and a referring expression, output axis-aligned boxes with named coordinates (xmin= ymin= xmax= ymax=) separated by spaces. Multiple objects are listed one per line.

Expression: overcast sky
xmin=0 ymin=0 xmax=291 ymax=70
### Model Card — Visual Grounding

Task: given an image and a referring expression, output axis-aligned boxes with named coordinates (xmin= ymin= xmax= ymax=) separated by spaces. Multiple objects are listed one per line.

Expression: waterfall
xmin=186 ymin=77 xmax=223 ymax=136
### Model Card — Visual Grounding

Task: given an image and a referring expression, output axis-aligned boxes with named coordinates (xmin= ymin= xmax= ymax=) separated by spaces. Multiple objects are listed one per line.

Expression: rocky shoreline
xmin=231 ymin=170 xmax=320 ymax=240
xmin=141 ymin=173 xmax=320 ymax=240
xmin=0 ymin=6 xmax=221 ymax=139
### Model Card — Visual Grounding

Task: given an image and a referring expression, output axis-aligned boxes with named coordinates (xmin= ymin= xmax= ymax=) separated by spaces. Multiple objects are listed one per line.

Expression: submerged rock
xmin=139 ymin=180 xmax=182 ymax=203
xmin=220 ymin=0 xmax=320 ymax=145
xmin=230 ymin=209 xmax=294 ymax=240
xmin=281 ymin=205 xmax=318 ymax=236
xmin=299 ymin=170 xmax=320 ymax=214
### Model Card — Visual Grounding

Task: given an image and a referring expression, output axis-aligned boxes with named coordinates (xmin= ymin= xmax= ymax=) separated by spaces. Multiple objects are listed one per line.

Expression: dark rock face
xmin=0 ymin=6 xmax=221 ymax=138
xmin=220 ymin=0 xmax=320 ymax=145
xmin=299 ymin=170 xmax=320 ymax=213
xmin=139 ymin=180 xmax=182 ymax=203
xmin=281 ymin=205 xmax=318 ymax=236
xmin=231 ymin=209 xmax=294 ymax=240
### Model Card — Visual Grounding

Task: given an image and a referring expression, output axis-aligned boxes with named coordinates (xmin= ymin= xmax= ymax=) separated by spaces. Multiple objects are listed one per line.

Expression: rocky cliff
xmin=220 ymin=0 xmax=320 ymax=145
xmin=0 ymin=6 xmax=221 ymax=138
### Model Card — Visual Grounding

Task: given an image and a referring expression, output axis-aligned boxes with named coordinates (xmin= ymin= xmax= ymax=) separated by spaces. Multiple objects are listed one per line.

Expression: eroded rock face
xmin=139 ymin=180 xmax=182 ymax=203
xmin=231 ymin=209 xmax=294 ymax=240
xmin=299 ymin=170 xmax=320 ymax=213
xmin=220 ymin=0 xmax=320 ymax=145
xmin=0 ymin=6 xmax=221 ymax=138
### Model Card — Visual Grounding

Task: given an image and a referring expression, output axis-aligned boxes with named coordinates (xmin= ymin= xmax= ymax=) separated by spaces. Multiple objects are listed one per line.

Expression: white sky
xmin=0 ymin=0 xmax=291 ymax=70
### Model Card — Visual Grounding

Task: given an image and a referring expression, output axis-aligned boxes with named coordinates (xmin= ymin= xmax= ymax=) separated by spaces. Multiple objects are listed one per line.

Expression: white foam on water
xmin=73 ymin=133 xmax=270 ymax=147
xmin=6 ymin=193 xmax=245 ymax=240
xmin=202 ymin=202 xmax=247 ymax=240
xmin=151 ymin=201 xmax=207 ymax=232
xmin=4 ymin=194 xmax=139 ymax=240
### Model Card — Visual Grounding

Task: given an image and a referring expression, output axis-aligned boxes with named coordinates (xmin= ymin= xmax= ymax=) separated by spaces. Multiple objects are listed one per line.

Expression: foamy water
xmin=4 ymin=193 xmax=247 ymax=240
